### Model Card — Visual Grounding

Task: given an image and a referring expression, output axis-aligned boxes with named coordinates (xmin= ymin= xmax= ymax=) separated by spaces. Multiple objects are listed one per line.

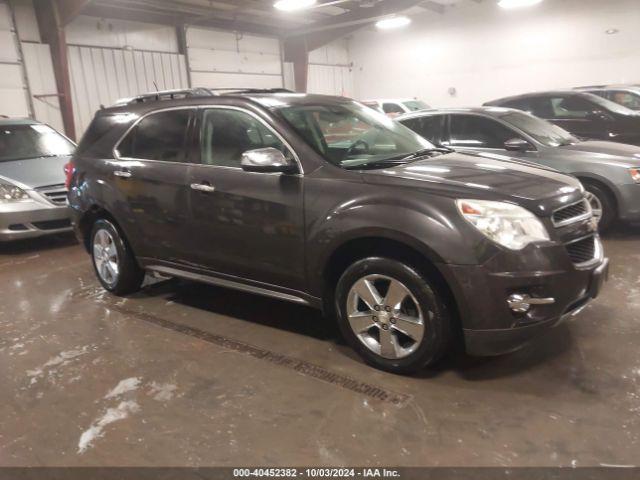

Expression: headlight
xmin=0 ymin=182 xmax=31 ymax=203
xmin=629 ymin=168 xmax=640 ymax=184
xmin=456 ymin=199 xmax=550 ymax=250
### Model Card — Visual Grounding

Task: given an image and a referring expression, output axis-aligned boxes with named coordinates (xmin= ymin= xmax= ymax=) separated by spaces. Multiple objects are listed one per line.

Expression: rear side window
xmin=449 ymin=115 xmax=517 ymax=149
xmin=400 ymin=115 xmax=445 ymax=146
xmin=116 ymin=109 xmax=191 ymax=162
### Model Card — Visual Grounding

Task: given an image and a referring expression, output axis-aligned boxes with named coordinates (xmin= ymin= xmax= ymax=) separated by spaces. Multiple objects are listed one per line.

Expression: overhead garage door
xmin=0 ymin=0 xmax=32 ymax=118
xmin=186 ymin=27 xmax=283 ymax=89
xmin=68 ymin=45 xmax=188 ymax=135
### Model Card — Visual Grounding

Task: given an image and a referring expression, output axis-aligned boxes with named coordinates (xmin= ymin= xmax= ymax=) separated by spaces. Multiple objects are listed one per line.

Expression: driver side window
xmin=200 ymin=109 xmax=291 ymax=167
xmin=549 ymin=96 xmax=594 ymax=119
xmin=449 ymin=115 xmax=518 ymax=149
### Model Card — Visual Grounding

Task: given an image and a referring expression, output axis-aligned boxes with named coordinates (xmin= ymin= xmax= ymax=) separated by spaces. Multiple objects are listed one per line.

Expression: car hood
xmin=0 ymin=155 xmax=70 ymax=189
xmin=361 ymin=151 xmax=582 ymax=210
xmin=560 ymin=141 xmax=640 ymax=167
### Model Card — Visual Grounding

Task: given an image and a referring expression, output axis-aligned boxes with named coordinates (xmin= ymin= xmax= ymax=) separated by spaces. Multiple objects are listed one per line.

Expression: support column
xmin=34 ymin=0 xmax=80 ymax=140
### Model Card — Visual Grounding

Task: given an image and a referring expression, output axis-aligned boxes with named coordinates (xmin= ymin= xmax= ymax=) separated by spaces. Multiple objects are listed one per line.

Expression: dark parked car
xmin=0 ymin=118 xmax=74 ymax=241
xmin=575 ymin=85 xmax=640 ymax=111
xmin=397 ymin=107 xmax=640 ymax=230
xmin=485 ymin=91 xmax=640 ymax=146
xmin=67 ymin=90 xmax=608 ymax=373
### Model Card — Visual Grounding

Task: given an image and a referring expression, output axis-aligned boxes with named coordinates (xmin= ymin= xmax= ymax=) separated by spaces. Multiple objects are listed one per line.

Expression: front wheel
xmin=584 ymin=182 xmax=616 ymax=232
xmin=335 ymin=257 xmax=451 ymax=374
xmin=91 ymin=219 xmax=144 ymax=295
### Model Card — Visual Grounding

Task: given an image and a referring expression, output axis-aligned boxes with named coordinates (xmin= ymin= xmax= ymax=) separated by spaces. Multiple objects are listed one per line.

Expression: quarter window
xmin=382 ymin=103 xmax=405 ymax=115
xmin=117 ymin=109 xmax=192 ymax=162
xmin=200 ymin=109 xmax=290 ymax=168
xmin=449 ymin=115 xmax=517 ymax=149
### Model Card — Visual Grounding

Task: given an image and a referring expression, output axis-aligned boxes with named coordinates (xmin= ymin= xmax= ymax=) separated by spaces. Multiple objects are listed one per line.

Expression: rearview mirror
xmin=240 ymin=148 xmax=297 ymax=174
xmin=504 ymin=138 xmax=534 ymax=152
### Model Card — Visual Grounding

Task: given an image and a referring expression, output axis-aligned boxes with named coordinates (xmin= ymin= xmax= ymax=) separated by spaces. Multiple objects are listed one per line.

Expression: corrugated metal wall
xmin=186 ymin=27 xmax=283 ymax=89
xmin=0 ymin=0 xmax=31 ymax=118
xmin=308 ymin=39 xmax=354 ymax=97
xmin=67 ymin=45 xmax=188 ymax=133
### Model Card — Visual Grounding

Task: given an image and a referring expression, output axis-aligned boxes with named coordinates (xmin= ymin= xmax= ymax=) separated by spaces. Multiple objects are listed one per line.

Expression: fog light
xmin=507 ymin=293 xmax=555 ymax=313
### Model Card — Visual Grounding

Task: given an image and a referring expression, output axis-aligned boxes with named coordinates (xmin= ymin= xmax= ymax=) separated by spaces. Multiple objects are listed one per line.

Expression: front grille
xmin=37 ymin=184 xmax=68 ymax=206
xmin=565 ymin=235 xmax=597 ymax=265
xmin=552 ymin=199 xmax=590 ymax=227
xmin=31 ymin=219 xmax=71 ymax=230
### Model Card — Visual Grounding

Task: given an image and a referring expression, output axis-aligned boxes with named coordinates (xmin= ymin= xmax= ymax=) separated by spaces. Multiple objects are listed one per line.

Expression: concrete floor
xmin=1 ymin=229 xmax=639 ymax=468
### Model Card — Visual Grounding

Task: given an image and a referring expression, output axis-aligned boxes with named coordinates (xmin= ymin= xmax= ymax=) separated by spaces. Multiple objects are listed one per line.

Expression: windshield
xmin=402 ymin=100 xmax=429 ymax=111
xmin=276 ymin=101 xmax=434 ymax=169
xmin=585 ymin=92 xmax=639 ymax=116
xmin=0 ymin=124 xmax=75 ymax=162
xmin=500 ymin=111 xmax=579 ymax=147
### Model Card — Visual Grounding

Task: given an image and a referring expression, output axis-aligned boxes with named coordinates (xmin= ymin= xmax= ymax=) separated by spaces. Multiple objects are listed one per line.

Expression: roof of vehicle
xmin=0 ymin=117 xmax=40 ymax=126
xmin=363 ymin=98 xmax=423 ymax=104
xmin=98 ymin=90 xmax=353 ymax=118
xmin=396 ymin=106 xmax=518 ymax=121
xmin=575 ymin=85 xmax=640 ymax=91
xmin=485 ymin=90 xmax=605 ymax=105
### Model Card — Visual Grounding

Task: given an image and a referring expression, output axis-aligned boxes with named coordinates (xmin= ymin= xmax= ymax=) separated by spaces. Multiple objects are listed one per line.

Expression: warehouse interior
xmin=1 ymin=0 xmax=640 ymax=475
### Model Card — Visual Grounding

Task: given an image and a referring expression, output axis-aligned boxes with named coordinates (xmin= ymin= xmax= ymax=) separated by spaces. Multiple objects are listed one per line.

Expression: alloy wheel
xmin=346 ymin=274 xmax=427 ymax=359
xmin=585 ymin=191 xmax=603 ymax=224
xmin=93 ymin=229 xmax=119 ymax=287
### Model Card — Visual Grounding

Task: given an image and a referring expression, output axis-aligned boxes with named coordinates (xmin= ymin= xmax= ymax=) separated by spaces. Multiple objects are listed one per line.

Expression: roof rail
xmin=112 ymin=88 xmax=214 ymax=106
xmin=206 ymin=87 xmax=295 ymax=95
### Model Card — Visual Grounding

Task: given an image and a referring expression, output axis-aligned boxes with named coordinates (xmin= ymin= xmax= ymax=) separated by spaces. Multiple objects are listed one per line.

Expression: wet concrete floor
xmin=0 ymin=229 xmax=639 ymax=467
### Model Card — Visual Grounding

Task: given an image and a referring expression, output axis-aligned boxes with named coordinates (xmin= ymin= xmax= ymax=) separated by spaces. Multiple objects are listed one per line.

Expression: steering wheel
xmin=346 ymin=139 xmax=370 ymax=157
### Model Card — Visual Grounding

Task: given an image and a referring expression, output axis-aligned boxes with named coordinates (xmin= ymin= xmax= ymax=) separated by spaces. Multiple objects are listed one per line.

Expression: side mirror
xmin=240 ymin=147 xmax=297 ymax=174
xmin=504 ymin=138 xmax=534 ymax=152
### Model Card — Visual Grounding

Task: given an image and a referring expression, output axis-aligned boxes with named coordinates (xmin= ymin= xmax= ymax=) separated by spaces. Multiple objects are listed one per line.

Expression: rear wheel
xmin=583 ymin=182 xmax=616 ymax=232
xmin=91 ymin=219 xmax=144 ymax=295
xmin=335 ymin=257 xmax=451 ymax=374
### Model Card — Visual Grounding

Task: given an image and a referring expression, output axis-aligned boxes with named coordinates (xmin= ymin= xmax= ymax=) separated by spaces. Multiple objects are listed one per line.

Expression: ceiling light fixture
xmin=375 ymin=15 xmax=411 ymax=30
xmin=498 ymin=0 xmax=543 ymax=9
xmin=274 ymin=0 xmax=316 ymax=12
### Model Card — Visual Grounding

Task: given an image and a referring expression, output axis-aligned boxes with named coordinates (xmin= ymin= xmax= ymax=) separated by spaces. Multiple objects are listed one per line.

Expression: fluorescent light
xmin=498 ymin=0 xmax=543 ymax=9
xmin=274 ymin=0 xmax=316 ymax=11
xmin=376 ymin=16 xmax=411 ymax=30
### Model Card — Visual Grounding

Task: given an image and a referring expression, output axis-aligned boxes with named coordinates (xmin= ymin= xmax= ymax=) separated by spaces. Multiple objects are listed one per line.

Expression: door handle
xmin=114 ymin=170 xmax=132 ymax=178
xmin=190 ymin=183 xmax=215 ymax=193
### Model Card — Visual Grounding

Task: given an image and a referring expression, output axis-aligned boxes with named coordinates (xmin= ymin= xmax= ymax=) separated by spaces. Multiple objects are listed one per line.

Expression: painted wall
xmin=349 ymin=0 xmax=640 ymax=107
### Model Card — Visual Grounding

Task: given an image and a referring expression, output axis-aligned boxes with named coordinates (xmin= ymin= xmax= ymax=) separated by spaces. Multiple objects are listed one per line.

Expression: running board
xmin=146 ymin=265 xmax=312 ymax=306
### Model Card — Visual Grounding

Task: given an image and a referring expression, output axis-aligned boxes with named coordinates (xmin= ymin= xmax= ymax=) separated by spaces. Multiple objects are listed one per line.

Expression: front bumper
xmin=616 ymin=183 xmax=640 ymax=223
xmin=440 ymin=236 xmax=609 ymax=356
xmin=0 ymin=200 xmax=72 ymax=241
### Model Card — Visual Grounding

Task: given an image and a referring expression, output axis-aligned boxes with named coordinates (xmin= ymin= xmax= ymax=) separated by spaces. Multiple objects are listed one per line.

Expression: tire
xmin=90 ymin=218 xmax=144 ymax=295
xmin=335 ymin=257 xmax=451 ymax=374
xmin=583 ymin=181 xmax=616 ymax=232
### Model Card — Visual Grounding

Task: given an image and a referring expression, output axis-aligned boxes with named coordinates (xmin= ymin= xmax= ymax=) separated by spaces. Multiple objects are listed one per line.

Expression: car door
xmin=544 ymin=95 xmax=609 ymax=140
xmin=111 ymin=108 xmax=195 ymax=261
xmin=399 ymin=114 xmax=447 ymax=146
xmin=186 ymin=106 xmax=305 ymax=290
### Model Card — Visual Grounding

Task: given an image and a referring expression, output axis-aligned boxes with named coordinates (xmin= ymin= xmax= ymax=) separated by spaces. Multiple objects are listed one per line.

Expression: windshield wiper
xmin=343 ymin=158 xmax=417 ymax=170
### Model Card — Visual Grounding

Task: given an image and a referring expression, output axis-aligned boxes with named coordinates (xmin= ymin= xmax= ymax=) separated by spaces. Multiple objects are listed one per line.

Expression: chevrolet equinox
xmin=67 ymin=89 xmax=609 ymax=373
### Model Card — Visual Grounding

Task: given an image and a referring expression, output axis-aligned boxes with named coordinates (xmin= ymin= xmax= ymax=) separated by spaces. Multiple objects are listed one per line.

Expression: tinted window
xmin=449 ymin=115 xmax=517 ymax=149
xmin=607 ymin=90 xmax=640 ymax=110
xmin=402 ymin=100 xmax=429 ymax=111
xmin=549 ymin=96 xmax=596 ymax=119
xmin=200 ymin=108 xmax=289 ymax=168
xmin=382 ymin=103 xmax=404 ymax=114
xmin=0 ymin=124 xmax=74 ymax=162
xmin=500 ymin=111 xmax=577 ymax=147
xmin=502 ymin=97 xmax=552 ymax=118
xmin=400 ymin=115 xmax=445 ymax=145
xmin=117 ymin=110 xmax=191 ymax=162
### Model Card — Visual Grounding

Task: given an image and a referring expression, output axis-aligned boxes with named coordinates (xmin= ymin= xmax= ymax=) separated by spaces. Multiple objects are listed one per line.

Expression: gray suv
xmin=68 ymin=90 xmax=608 ymax=373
